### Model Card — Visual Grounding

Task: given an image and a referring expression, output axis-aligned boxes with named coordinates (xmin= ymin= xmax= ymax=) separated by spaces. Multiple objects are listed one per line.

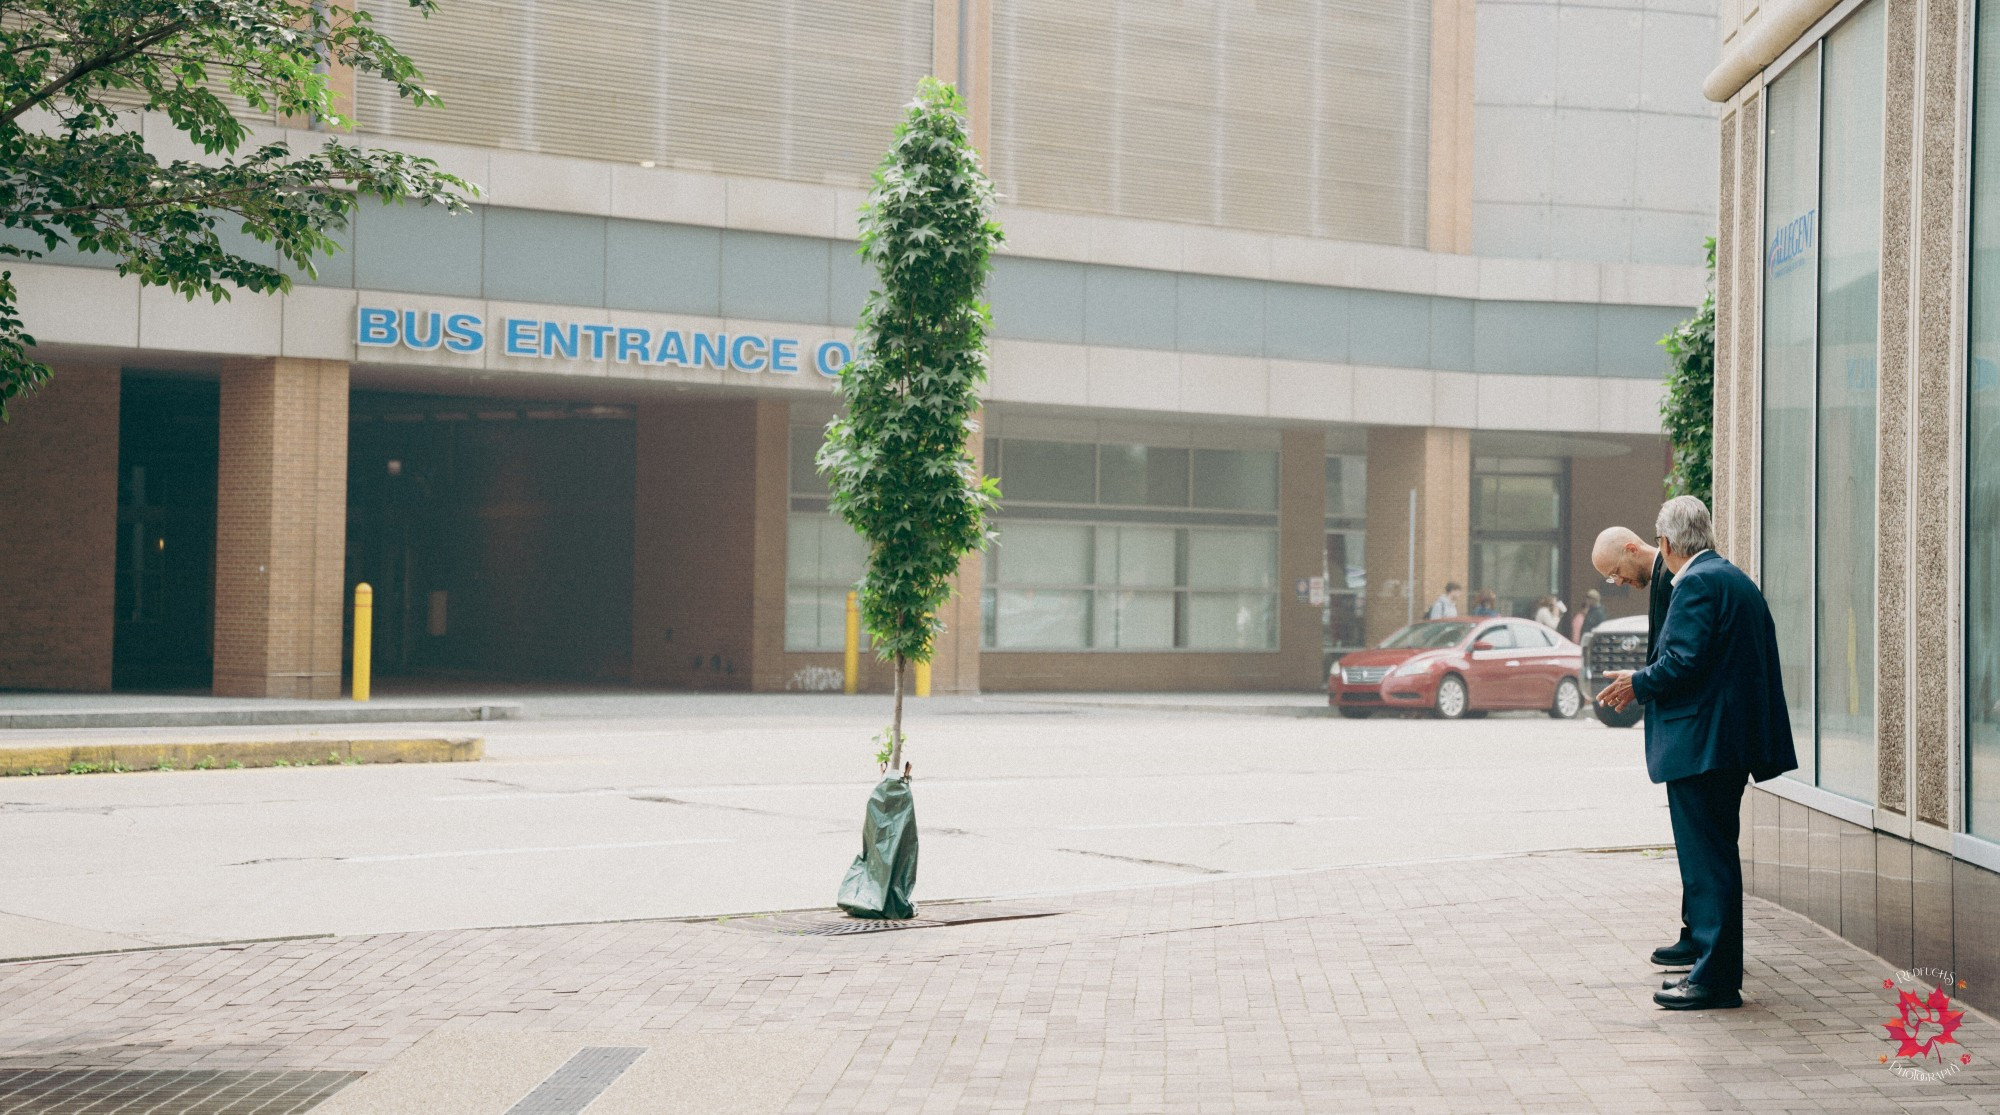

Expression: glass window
xmin=1969 ymin=0 xmax=2000 ymax=838
xmin=1472 ymin=475 xmax=1561 ymax=533
xmin=785 ymin=512 xmax=868 ymax=651
xmin=1512 ymin=624 xmax=1555 ymax=648
xmin=789 ymin=425 xmax=828 ymax=496
xmin=1474 ymin=625 xmax=1514 ymax=649
xmin=1001 ymin=439 xmax=1097 ymax=503
xmin=1326 ymin=455 xmax=1367 ymax=520
xmin=1099 ymin=443 xmax=1190 ymax=506
xmin=1763 ymin=50 xmax=1823 ymax=786
xmin=1192 ymin=448 xmax=1279 ymax=511
xmin=1472 ymin=540 xmax=1560 ymax=618
xmin=1815 ymin=4 xmax=1883 ymax=803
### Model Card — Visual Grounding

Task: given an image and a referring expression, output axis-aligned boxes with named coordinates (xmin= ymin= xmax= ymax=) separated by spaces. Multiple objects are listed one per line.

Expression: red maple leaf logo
xmin=1883 ymin=986 xmax=1966 ymax=1062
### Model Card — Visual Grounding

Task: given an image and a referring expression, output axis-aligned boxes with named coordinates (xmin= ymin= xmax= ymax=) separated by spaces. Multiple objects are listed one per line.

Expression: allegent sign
xmin=356 ymin=306 xmax=852 ymax=378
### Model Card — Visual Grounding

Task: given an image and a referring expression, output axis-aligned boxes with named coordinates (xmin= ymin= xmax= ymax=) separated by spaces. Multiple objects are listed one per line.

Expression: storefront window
xmin=1469 ymin=458 xmax=1565 ymax=618
xmin=1325 ymin=455 xmax=1366 ymax=655
xmin=982 ymin=436 xmax=1281 ymax=650
xmin=1967 ymin=0 xmax=2000 ymax=839
xmin=1815 ymin=4 xmax=1884 ymax=803
xmin=785 ymin=424 xmax=868 ymax=652
xmin=1763 ymin=51 xmax=1822 ymax=785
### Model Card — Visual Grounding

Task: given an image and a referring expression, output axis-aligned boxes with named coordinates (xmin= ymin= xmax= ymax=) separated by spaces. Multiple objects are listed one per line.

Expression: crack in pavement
xmin=1052 ymin=848 xmax=1225 ymax=875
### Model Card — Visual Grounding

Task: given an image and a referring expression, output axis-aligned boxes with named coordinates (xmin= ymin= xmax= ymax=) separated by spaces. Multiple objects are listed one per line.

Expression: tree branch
xmin=1 ymin=16 xmax=193 ymax=125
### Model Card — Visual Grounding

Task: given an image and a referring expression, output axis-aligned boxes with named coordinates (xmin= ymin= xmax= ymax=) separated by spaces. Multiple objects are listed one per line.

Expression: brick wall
xmin=0 ymin=364 xmax=120 ymax=691
xmin=1565 ymin=434 xmax=1672 ymax=622
xmin=1362 ymin=426 xmax=1471 ymax=646
xmin=213 ymin=358 xmax=349 ymax=698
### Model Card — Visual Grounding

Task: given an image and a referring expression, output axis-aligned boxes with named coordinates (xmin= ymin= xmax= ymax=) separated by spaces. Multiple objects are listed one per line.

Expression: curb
xmin=0 ymin=737 xmax=483 ymax=776
xmin=0 ymin=704 xmax=519 ymax=730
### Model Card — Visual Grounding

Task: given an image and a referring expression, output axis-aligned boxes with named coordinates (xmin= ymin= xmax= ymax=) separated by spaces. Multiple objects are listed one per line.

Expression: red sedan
xmin=1327 ymin=618 xmax=1585 ymax=720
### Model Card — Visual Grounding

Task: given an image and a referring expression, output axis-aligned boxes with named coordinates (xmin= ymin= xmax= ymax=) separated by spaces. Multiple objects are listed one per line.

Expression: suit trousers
xmin=1666 ymin=767 xmax=1750 ymax=990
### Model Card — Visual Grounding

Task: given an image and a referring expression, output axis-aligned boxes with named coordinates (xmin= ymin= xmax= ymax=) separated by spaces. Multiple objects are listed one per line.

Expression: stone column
xmin=1362 ymin=426 xmax=1471 ymax=646
xmin=213 ymin=358 xmax=348 ymax=698
xmin=0 ymin=363 xmax=120 ymax=690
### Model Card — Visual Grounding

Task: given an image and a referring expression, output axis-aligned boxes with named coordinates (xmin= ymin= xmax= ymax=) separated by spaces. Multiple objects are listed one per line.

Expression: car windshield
xmin=1380 ymin=621 xmax=1475 ymax=649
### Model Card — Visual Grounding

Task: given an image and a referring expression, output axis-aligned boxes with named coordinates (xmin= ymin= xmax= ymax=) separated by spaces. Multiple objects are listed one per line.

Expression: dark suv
xmin=1580 ymin=613 xmax=1647 ymax=728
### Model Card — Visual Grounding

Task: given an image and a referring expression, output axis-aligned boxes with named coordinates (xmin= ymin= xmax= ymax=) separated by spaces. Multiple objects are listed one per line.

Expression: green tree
xmin=819 ymin=77 xmax=1002 ymax=771
xmin=1660 ymin=237 xmax=1717 ymax=503
xmin=0 ymin=0 xmax=473 ymax=419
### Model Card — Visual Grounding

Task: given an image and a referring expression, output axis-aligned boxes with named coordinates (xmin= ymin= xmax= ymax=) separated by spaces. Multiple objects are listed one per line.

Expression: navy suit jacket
xmin=1629 ymin=551 xmax=1799 ymax=785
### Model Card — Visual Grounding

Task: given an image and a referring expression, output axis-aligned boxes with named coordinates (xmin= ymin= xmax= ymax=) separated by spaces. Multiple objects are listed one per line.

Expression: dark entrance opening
xmin=113 ymin=376 xmax=219 ymax=690
xmin=346 ymin=392 xmax=635 ymax=683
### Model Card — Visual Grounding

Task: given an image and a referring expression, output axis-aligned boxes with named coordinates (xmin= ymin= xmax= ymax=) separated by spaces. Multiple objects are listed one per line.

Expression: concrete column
xmin=1426 ymin=0 xmax=1477 ymax=254
xmin=1279 ymin=428 xmax=1331 ymax=684
xmin=926 ymin=412 xmax=987 ymax=696
xmin=632 ymin=398 xmax=782 ymax=690
xmin=213 ymin=358 xmax=348 ymax=698
xmin=933 ymin=0 xmax=993 ymax=159
xmin=0 ymin=364 xmax=120 ymax=690
xmin=1565 ymin=435 xmax=1671 ymax=622
xmin=1362 ymin=426 xmax=1470 ymax=647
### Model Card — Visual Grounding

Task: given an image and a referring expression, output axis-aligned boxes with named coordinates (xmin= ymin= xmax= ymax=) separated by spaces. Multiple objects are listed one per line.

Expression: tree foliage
xmin=1660 ymin=237 xmax=1716 ymax=504
xmin=818 ymin=78 xmax=1002 ymax=769
xmin=0 ymin=0 xmax=473 ymax=418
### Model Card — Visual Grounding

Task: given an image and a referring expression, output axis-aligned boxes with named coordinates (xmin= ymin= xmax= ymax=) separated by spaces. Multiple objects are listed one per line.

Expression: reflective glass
xmin=1763 ymin=54 xmax=1822 ymax=784
xmin=1099 ymin=444 xmax=1190 ymax=506
xmin=1969 ymin=0 xmax=2000 ymax=838
xmin=1815 ymin=5 xmax=1883 ymax=803
xmin=1002 ymin=440 xmax=1098 ymax=503
xmin=1191 ymin=449 xmax=1279 ymax=510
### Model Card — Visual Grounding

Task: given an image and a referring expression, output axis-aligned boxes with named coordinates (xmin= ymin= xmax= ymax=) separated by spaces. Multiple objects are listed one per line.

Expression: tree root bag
xmin=837 ymin=775 xmax=919 ymax=919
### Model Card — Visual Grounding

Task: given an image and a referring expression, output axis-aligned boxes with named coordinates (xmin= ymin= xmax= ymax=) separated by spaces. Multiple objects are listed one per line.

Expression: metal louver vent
xmin=991 ymin=0 xmax=1431 ymax=248
xmin=354 ymin=0 xmax=933 ymax=189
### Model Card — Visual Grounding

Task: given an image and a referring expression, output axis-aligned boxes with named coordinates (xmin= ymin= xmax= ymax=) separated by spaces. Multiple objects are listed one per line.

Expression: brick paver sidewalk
xmin=0 ymin=849 xmax=1994 ymax=1113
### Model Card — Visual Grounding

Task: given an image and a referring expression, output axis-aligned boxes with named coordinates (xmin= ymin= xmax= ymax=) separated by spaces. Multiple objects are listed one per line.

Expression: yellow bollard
xmin=352 ymin=583 xmax=373 ymax=702
xmin=843 ymin=590 xmax=859 ymax=695
xmin=914 ymin=659 xmax=931 ymax=698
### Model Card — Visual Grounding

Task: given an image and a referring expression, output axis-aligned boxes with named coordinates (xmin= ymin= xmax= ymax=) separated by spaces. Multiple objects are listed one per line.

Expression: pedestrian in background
xmin=1534 ymin=594 xmax=1566 ymax=631
xmin=1426 ymin=582 xmax=1463 ymax=619
xmin=1470 ymin=588 xmax=1499 ymax=617
xmin=1572 ymin=588 xmax=1606 ymax=642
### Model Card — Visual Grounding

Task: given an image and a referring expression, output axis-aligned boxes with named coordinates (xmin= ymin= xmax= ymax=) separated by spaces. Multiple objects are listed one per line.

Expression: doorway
xmin=112 ymin=376 xmax=219 ymax=690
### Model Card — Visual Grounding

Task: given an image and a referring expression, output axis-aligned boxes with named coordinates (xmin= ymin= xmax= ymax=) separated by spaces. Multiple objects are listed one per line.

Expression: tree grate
xmin=0 ymin=1068 xmax=361 ymax=1114
xmin=713 ymin=905 xmax=1062 ymax=937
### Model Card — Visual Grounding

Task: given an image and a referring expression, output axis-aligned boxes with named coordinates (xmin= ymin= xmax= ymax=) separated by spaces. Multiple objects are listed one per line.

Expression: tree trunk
xmin=890 ymin=653 xmax=906 ymax=772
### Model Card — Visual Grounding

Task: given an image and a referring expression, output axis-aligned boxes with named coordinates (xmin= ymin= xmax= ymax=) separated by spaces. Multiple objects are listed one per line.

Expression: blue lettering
xmin=443 ymin=313 xmax=484 ymax=354
xmin=692 ymin=332 xmax=728 ymax=369
xmin=731 ymin=335 xmax=768 ymax=373
xmin=543 ymin=321 xmax=580 ymax=360
xmin=504 ymin=318 xmax=539 ymax=356
xmin=815 ymin=340 xmax=852 ymax=378
xmin=770 ymin=337 xmax=800 ymax=374
xmin=402 ymin=310 xmax=444 ymax=352
xmin=580 ymin=323 xmax=615 ymax=361
xmin=617 ymin=327 xmax=651 ymax=364
xmin=357 ymin=307 xmax=398 ymax=347
xmin=654 ymin=330 xmax=689 ymax=366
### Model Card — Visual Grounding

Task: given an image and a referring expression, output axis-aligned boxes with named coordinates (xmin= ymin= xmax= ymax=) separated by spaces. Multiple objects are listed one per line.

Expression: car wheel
xmin=1594 ymin=702 xmax=1644 ymax=728
xmin=1433 ymin=674 xmax=1469 ymax=720
xmin=1337 ymin=707 xmax=1372 ymax=719
xmin=1550 ymin=677 xmax=1583 ymax=719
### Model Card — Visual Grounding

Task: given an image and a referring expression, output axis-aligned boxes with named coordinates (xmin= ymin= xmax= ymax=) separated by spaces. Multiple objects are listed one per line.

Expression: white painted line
xmin=340 ymin=838 xmax=732 ymax=864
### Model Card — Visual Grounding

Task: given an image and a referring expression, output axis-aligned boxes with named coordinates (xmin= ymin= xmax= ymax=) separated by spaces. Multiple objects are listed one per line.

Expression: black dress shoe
xmin=1654 ymin=978 xmax=1742 ymax=1010
xmin=1651 ymin=938 xmax=1699 ymax=967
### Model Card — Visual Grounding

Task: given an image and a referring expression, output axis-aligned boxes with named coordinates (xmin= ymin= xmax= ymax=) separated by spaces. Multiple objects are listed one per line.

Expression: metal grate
xmin=714 ymin=905 xmax=1062 ymax=937
xmin=0 ymin=1069 xmax=361 ymax=1114
xmin=1342 ymin=666 xmax=1390 ymax=686
xmin=502 ymin=1047 xmax=646 ymax=1115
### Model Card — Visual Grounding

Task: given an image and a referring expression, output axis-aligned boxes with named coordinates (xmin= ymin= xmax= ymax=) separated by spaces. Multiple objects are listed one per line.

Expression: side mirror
xmin=1472 ymin=641 xmax=1494 ymax=652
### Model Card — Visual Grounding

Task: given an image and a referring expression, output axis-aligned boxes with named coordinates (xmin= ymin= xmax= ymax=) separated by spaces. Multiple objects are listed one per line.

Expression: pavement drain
xmin=0 ymin=1068 xmax=362 ymax=1114
xmin=501 ymin=1046 xmax=645 ymax=1115
xmin=713 ymin=903 xmax=1063 ymax=936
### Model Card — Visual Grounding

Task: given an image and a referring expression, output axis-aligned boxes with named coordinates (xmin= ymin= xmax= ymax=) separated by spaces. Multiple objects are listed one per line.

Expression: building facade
xmin=0 ymin=0 xmax=1711 ymax=699
xmin=1706 ymin=0 xmax=2000 ymax=1011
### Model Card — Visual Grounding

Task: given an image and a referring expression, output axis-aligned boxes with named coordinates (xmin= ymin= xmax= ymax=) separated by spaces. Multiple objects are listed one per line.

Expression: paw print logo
xmin=1884 ymin=986 xmax=1966 ymax=1063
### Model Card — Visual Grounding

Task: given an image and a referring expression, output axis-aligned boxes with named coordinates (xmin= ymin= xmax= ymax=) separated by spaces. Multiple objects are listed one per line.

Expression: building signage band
xmin=355 ymin=307 xmax=852 ymax=378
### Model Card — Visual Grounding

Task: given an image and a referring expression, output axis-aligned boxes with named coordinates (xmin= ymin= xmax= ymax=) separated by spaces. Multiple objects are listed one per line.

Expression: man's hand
xmin=1596 ymin=670 xmax=1637 ymax=712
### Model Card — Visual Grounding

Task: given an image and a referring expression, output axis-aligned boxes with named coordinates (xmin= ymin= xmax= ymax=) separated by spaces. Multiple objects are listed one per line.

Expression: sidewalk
xmin=1 ymin=848 xmax=1993 ymax=1113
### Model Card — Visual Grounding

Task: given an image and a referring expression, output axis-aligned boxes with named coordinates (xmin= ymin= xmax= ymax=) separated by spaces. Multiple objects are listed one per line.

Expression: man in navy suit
xmin=1592 ymin=525 xmax=1693 ymax=970
xmin=1597 ymin=496 xmax=1797 ymax=1010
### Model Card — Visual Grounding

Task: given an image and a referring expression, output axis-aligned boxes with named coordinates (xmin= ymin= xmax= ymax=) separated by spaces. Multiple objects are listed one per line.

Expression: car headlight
xmin=1389 ymin=658 xmax=1432 ymax=678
